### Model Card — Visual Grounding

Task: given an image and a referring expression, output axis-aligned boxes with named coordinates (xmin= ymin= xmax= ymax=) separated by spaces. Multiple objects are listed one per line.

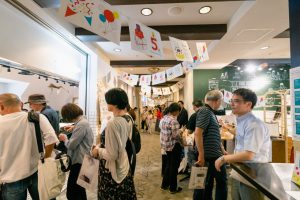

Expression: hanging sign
xmin=166 ymin=64 xmax=184 ymax=81
xmin=152 ymin=71 xmax=166 ymax=85
xmin=129 ymin=20 xmax=164 ymax=58
xmin=139 ymin=75 xmax=152 ymax=86
xmin=169 ymin=36 xmax=193 ymax=62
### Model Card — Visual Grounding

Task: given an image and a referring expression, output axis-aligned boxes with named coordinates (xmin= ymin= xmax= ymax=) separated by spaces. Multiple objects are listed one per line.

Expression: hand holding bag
xmin=188 ymin=165 xmax=208 ymax=189
xmin=28 ymin=111 xmax=71 ymax=199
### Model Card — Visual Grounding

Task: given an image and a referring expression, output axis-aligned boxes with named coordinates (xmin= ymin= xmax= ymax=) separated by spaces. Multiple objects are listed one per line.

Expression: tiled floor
xmin=34 ymin=130 xmax=234 ymax=200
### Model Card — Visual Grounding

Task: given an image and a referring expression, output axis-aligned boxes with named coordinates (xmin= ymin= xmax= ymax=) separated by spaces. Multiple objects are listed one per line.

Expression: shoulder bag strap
xmin=28 ymin=111 xmax=45 ymax=163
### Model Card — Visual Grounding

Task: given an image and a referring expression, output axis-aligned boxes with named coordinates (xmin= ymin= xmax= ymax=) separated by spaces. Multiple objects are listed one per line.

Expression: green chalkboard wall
xmin=193 ymin=65 xmax=290 ymax=105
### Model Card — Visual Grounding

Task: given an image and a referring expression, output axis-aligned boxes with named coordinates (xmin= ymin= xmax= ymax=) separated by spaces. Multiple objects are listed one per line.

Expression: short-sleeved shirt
xmin=160 ymin=114 xmax=181 ymax=151
xmin=196 ymin=105 xmax=222 ymax=158
xmin=235 ymin=112 xmax=270 ymax=162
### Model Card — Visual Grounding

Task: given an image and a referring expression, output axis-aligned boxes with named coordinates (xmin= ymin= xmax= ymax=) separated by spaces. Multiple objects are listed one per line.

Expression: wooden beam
xmin=105 ymin=0 xmax=254 ymax=5
xmin=75 ymin=24 xmax=227 ymax=42
xmin=111 ymin=60 xmax=181 ymax=67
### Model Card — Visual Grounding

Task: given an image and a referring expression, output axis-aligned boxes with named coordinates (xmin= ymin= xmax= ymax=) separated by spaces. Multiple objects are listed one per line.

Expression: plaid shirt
xmin=160 ymin=114 xmax=181 ymax=151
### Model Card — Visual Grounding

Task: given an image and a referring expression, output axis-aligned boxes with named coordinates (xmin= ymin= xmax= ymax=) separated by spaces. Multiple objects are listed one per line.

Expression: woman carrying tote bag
xmin=92 ymin=88 xmax=137 ymax=200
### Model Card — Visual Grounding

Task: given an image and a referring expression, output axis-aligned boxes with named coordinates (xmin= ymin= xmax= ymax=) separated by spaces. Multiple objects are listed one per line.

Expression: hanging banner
xmin=129 ymin=20 xmax=164 ymax=58
xmin=176 ymin=80 xmax=185 ymax=89
xmin=170 ymin=84 xmax=179 ymax=92
xmin=152 ymin=87 xmax=163 ymax=95
xmin=169 ymin=37 xmax=193 ymax=62
xmin=290 ymin=67 xmax=300 ymax=141
xmin=223 ymin=90 xmax=233 ymax=104
xmin=152 ymin=71 xmax=166 ymax=85
xmin=127 ymin=74 xmax=139 ymax=87
xmin=182 ymin=61 xmax=194 ymax=73
xmin=59 ymin=0 xmax=122 ymax=44
xmin=196 ymin=42 xmax=209 ymax=62
xmin=162 ymin=87 xmax=171 ymax=95
xmin=139 ymin=75 xmax=152 ymax=86
xmin=141 ymin=85 xmax=152 ymax=96
xmin=166 ymin=64 xmax=184 ymax=81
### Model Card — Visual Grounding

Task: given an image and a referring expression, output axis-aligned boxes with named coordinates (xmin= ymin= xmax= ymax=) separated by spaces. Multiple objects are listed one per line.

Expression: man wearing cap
xmin=0 ymin=93 xmax=58 ymax=199
xmin=26 ymin=94 xmax=60 ymax=135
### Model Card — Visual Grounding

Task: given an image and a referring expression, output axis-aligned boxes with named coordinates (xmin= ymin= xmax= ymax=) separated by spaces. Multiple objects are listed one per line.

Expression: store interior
xmin=1 ymin=0 xmax=300 ymax=199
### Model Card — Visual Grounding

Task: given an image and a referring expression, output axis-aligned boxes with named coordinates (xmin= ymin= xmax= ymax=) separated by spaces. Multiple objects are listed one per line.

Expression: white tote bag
xmin=38 ymin=155 xmax=70 ymax=199
xmin=188 ymin=166 xmax=208 ymax=189
xmin=77 ymin=154 xmax=99 ymax=193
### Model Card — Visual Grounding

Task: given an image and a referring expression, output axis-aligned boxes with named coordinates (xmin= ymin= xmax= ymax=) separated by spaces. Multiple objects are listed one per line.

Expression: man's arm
xmin=215 ymin=151 xmax=255 ymax=171
xmin=194 ymin=127 xmax=205 ymax=166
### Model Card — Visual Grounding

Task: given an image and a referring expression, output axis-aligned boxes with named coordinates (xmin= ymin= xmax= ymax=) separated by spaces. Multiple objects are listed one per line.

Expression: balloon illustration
xmin=113 ymin=11 xmax=120 ymax=19
xmin=99 ymin=14 xmax=106 ymax=23
xmin=104 ymin=10 xmax=114 ymax=23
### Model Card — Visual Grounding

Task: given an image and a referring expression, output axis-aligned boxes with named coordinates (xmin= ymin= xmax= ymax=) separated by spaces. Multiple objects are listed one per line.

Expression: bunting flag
xmin=141 ymin=85 xmax=152 ymax=96
xmin=152 ymin=87 xmax=163 ymax=95
xmin=223 ymin=90 xmax=233 ymax=104
xmin=139 ymin=75 xmax=152 ymax=86
xmin=176 ymin=80 xmax=185 ymax=89
xmin=127 ymin=74 xmax=139 ymax=86
xmin=182 ymin=61 xmax=194 ymax=73
xmin=169 ymin=37 xmax=193 ymax=62
xmin=196 ymin=42 xmax=209 ymax=62
xmin=166 ymin=64 xmax=184 ymax=81
xmin=162 ymin=87 xmax=171 ymax=95
xmin=170 ymin=85 xmax=179 ymax=92
xmin=152 ymin=71 xmax=166 ymax=85
xmin=59 ymin=0 xmax=122 ymax=44
xmin=129 ymin=20 xmax=164 ymax=58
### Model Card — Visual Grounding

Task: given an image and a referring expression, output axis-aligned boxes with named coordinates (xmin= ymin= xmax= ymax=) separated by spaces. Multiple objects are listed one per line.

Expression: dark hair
xmin=165 ymin=103 xmax=181 ymax=114
xmin=233 ymin=88 xmax=257 ymax=109
xmin=128 ymin=108 xmax=136 ymax=121
xmin=178 ymin=100 xmax=184 ymax=105
xmin=61 ymin=103 xmax=83 ymax=122
xmin=192 ymin=100 xmax=203 ymax=108
xmin=105 ymin=88 xmax=129 ymax=110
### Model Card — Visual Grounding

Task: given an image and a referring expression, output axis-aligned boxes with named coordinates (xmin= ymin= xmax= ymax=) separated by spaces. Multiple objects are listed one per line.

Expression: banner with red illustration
xmin=129 ymin=20 xmax=163 ymax=58
xmin=152 ymin=71 xmax=166 ymax=85
xmin=59 ymin=0 xmax=122 ymax=44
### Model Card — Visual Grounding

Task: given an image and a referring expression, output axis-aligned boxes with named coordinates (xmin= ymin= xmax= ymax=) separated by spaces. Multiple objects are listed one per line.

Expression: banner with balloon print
xmin=59 ymin=0 xmax=122 ymax=44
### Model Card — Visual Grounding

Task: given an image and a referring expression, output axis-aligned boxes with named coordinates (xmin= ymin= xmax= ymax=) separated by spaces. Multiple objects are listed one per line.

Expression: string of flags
xmin=59 ymin=0 xmax=210 ymax=63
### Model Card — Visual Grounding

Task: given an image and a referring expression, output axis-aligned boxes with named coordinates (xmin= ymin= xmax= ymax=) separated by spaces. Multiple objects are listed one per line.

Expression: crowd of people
xmin=0 ymin=87 xmax=271 ymax=200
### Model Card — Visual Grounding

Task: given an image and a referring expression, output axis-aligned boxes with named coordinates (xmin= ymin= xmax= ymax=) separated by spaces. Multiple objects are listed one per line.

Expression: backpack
xmin=125 ymin=116 xmax=141 ymax=154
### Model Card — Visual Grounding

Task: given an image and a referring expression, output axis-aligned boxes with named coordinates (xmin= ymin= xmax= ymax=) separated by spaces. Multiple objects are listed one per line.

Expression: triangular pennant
xmin=84 ymin=16 xmax=92 ymax=26
xmin=65 ymin=6 xmax=77 ymax=17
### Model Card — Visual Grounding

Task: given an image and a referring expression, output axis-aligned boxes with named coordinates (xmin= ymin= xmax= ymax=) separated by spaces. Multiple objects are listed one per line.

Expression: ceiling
xmin=31 ymin=0 xmax=290 ymax=79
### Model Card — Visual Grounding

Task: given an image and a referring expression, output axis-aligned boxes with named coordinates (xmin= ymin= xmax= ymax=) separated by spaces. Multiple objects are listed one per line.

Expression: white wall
xmin=0 ymin=1 xmax=84 ymax=81
xmin=184 ymin=71 xmax=194 ymax=117
xmin=0 ymin=67 xmax=78 ymax=111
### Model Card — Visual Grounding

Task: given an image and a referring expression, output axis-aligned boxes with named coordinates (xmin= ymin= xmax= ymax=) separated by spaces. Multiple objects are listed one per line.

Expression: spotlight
xmin=56 ymin=79 xmax=59 ymax=83
xmin=38 ymin=75 xmax=41 ymax=79
xmin=141 ymin=8 xmax=153 ymax=16
xmin=45 ymin=77 xmax=48 ymax=81
xmin=7 ymin=67 xmax=11 ymax=72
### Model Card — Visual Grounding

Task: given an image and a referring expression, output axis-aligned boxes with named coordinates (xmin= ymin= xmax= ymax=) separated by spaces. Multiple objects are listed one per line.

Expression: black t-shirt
xmin=186 ymin=110 xmax=199 ymax=132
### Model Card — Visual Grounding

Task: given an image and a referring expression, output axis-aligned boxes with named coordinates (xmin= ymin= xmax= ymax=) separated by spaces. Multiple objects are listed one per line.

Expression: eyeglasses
xmin=230 ymin=99 xmax=245 ymax=104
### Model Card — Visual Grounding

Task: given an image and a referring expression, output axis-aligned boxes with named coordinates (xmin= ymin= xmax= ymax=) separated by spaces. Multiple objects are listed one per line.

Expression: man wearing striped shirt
xmin=194 ymin=90 xmax=227 ymax=200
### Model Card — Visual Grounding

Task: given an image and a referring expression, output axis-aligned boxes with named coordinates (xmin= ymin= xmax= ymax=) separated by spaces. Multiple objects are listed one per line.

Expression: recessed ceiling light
xmin=260 ymin=46 xmax=270 ymax=50
xmin=141 ymin=8 xmax=153 ymax=16
xmin=199 ymin=6 xmax=211 ymax=14
xmin=130 ymin=68 xmax=134 ymax=71
xmin=114 ymin=48 xmax=121 ymax=52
